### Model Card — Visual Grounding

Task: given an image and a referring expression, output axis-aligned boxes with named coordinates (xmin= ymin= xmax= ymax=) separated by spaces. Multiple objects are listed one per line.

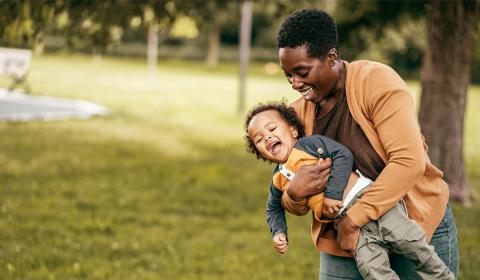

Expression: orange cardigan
xmin=283 ymin=60 xmax=449 ymax=257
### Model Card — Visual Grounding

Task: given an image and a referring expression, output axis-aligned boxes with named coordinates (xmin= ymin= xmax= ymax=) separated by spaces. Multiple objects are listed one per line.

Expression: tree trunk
xmin=147 ymin=20 xmax=159 ymax=80
xmin=206 ymin=24 xmax=220 ymax=69
xmin=238 ymin=0 xmax=253 ymax=114
xmin=419 ymin=0 xmax=478 ymax=203
xmin=33 ymin=29 xmax=44 ymax=56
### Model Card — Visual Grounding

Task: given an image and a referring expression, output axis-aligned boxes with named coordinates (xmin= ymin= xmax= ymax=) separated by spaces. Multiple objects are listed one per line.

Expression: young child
xmin=245 ymin=102 xmax=455 ymax=280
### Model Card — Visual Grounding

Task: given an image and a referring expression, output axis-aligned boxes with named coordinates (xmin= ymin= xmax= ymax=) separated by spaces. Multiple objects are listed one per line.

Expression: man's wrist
xmin=343 ymin=214 xmax=361 ymax=231
xmin=286 ymin=185 xmax=303 ymax=201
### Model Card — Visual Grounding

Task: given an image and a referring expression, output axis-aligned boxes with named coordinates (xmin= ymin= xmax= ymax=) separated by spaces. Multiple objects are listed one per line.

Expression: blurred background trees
xmin=0 ymin=0 xmax=478 ymax=203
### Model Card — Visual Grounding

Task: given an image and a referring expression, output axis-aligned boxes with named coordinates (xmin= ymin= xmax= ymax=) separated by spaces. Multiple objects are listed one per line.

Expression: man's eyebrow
xmin=292 ymin=64 xmax=309 ymax=71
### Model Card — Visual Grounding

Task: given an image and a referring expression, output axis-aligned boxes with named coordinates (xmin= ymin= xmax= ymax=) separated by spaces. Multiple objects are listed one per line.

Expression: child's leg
xmin=378 ymin=203 xmax=455 ymax=280
xmin=354 ymin=221 xmax=400 ymax=280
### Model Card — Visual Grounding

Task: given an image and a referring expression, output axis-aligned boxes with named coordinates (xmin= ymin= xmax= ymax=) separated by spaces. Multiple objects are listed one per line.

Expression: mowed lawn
xmin=0 ymin=54 xmax=478 ymax=279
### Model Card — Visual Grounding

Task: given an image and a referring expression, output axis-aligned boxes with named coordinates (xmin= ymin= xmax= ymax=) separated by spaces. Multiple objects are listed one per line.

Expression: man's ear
xmin=290 ymin=126 xmax=299 ymax=138
xmin=327 ymin=48 xmax=338 ymax=66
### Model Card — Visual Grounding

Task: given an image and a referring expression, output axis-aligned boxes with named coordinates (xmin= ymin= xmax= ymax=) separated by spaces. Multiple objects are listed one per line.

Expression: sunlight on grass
xmin=0 ymin=54 xmax=478 ymax=279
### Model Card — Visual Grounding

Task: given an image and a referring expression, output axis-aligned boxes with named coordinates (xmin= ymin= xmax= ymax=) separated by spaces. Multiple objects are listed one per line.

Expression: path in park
xmin=0 ymin=89 xmax=109 ymax=122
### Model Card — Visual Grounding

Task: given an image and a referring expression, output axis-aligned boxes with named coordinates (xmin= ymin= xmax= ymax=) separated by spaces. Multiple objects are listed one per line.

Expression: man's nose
xmin=291 ymin=76 xmax=303 ymax=90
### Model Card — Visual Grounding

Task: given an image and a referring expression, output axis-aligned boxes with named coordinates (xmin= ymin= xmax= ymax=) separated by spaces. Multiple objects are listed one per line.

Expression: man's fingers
xmin=318 ymin=166 xmax=331 ymax=176
xmin=314 ymin=159 xmax=330 ymax=171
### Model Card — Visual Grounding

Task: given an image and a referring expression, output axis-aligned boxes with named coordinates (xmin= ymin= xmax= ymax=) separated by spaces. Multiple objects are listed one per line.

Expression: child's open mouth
xmin=269 ymin=141 xmax=282 ymax=154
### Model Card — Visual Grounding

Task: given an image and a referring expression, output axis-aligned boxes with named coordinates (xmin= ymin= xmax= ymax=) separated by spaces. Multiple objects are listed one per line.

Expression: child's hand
xmin=322 ymin=198 xmax=343 ymax=217
xmin=272 ymin=232 xmax=288 ymax=254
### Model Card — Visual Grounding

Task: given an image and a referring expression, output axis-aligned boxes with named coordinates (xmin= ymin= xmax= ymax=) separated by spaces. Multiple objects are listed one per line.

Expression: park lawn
xmin=0 ymin=54 xmax=478 ymax=279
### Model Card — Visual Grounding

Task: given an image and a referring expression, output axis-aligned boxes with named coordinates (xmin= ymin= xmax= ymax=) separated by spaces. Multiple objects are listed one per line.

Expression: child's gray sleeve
xmin=266 ymin=183 xmax=288 ymax=238
xmin=295 ymin=135 xmax=354 ymax=201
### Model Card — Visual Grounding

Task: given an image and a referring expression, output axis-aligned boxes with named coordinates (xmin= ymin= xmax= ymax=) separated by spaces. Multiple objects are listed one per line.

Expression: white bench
xmin=0 ymin=47 xmax=32 ymax=93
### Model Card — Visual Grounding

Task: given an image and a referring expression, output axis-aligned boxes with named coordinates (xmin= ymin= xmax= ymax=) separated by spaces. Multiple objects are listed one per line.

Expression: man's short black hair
xmin=277 ymin=8 xmax=338 ymax=59
xmin=245 ymin=102 xmax=305 ymax=162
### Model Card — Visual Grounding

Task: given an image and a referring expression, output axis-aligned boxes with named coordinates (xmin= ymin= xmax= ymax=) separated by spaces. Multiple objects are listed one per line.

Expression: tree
xmin=0 ymin=0 xmax=61 ymax=54
xmin=62 ymin=0 xmax=133 ymax=56
xmin=418 ymin=0 xmax=479 ymax=203
xmin=184 ymin=0 xmax=231 ymax=69
xmin=334 ymin=1 xmax=478 ymax=204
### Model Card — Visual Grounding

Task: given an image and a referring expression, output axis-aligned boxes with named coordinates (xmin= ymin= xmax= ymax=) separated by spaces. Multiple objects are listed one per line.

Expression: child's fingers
xmin=274 ymin=243 xmax=288 ymax=254
xmin=276 ymin=244 xmax=288 ymax=254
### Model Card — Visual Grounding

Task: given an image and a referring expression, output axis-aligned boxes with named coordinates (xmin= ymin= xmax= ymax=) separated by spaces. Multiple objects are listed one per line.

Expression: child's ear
xmin=290 ymin=126 xmax=298 ymax=138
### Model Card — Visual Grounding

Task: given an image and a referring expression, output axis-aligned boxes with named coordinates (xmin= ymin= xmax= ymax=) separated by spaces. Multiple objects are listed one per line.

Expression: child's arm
xmin=295 ymin=136 xmax=355 ymax=218
xmin=266 ymin=183 xmax=289 ymax=253
xmin=297 ymin=136 xmax=354 ymax=202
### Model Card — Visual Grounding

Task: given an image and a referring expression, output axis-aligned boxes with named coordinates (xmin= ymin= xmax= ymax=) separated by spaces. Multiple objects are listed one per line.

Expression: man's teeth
xmin=302 ymin=88 xmax=313 ymax=97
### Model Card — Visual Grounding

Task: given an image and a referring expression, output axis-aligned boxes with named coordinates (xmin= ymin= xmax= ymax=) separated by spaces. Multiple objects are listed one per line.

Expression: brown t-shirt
xmin=313 ymin=89 xmax=385 ymax=180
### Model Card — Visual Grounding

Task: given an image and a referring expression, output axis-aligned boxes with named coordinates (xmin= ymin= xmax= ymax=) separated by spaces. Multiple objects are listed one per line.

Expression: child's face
xmin=247 ymin=110 xmax=298 ymax=163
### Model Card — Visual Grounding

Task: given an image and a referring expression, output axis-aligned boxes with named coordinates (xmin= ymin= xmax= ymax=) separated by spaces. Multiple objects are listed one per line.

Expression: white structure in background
xmin=0 ymin=47 xmax=110 ymax=122
xmin=0 ymin=89 xmax=110 ymax=122
xmin=0 ymin=47 xmax=32 ymax=92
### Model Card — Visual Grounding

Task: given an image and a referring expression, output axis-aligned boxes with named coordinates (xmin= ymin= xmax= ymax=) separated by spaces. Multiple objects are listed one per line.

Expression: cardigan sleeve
xmin=281 ymin=188 xmax=309 ymax=216
xmin=346 ymin=64 xmax=426 ymax=227
xmin=266 ymin=182 xmax=288 ymax=237
xmin=295 ymin=136 xmax=354 ymax=201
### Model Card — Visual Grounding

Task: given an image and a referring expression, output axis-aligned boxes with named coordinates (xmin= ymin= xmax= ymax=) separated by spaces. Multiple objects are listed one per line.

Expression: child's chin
xmin=278 ymin=155 xmax=288 ymax=163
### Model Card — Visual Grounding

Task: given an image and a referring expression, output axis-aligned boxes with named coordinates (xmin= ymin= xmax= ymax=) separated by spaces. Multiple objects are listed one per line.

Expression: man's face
xmin=279 ymin=45 xmax=337 ymax=104
xmin=247 ymin=110 xmax=298 ymax=163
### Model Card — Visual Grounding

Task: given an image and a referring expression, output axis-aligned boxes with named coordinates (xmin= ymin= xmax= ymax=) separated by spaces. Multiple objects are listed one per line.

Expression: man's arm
xmin=337 ymin=64 xmax=425 ymax=253
xmin=346 ymin=66 xmax=425 ymax=228
xmin=281 ymin=158 xmax=332 ymax=213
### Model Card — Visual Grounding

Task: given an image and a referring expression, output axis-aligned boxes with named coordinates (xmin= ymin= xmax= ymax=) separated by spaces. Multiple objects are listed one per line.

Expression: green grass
xmin=0 ymin=54 xmax=478 ymax=279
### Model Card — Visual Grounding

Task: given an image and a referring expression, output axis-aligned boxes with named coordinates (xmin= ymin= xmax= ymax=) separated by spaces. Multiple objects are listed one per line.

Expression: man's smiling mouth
xmin=300 ymin=87 xmax=313 ymax=98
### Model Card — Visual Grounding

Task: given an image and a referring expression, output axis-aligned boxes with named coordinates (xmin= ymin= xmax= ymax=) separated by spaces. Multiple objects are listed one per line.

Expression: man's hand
xmin=322 ymin=198 xmax=343 ymax=218
xmin=334 ymin=215 xmax=360 ymax=254
xmin=286 ymin=158 xmax=332 ymax=201
xmin=272 ymin=232 xmax=288 ymax=254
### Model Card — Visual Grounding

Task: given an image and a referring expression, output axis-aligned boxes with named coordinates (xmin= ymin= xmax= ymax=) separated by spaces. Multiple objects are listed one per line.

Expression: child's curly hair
xmin=245 ymin=102 xmax=305 ymax=162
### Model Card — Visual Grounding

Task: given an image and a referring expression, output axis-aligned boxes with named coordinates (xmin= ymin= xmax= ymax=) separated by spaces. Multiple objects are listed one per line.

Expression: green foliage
xmin=0 ymin=55 xmax=478 ymax=279
xmin=0 ymin=0 xmax=59 ymax=49
xmin=4 ymin=0 xmax=480 ymax=82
